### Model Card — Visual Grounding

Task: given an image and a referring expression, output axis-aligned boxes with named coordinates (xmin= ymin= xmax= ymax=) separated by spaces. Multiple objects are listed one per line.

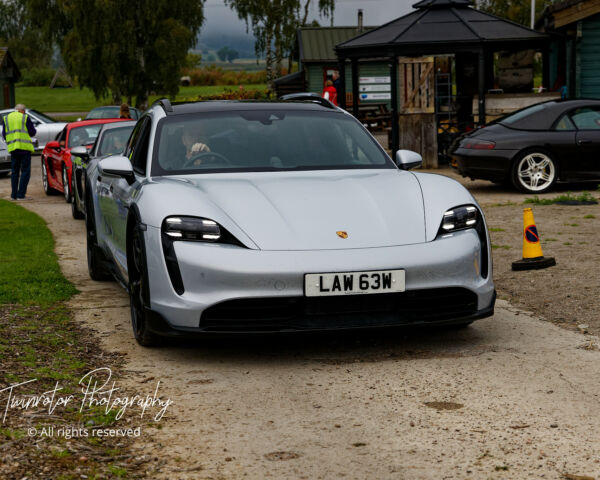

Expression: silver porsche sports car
xmin=84 ymin=97 xmax=495 ymax=346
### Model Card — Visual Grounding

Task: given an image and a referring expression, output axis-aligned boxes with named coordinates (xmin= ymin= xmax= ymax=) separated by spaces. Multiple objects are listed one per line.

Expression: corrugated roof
xmin=299 ymin=27 xmax=373 ymax=62
xmin=0 ymin=47 xmax=21 ymax=80
xmin=337 ymin=2 xmax=547 ymax=51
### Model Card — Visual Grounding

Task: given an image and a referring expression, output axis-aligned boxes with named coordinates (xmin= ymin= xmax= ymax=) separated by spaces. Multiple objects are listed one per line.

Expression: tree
xmin=24 ymin=0 xmax=205 ymax=108
xmin=478 ymin=0 xmax=553 ymax=26
xmin=225 ymin=0 xmax=335 ymax=90
xmin=217 ymin=46 xmax=230 ymax=62
xmin=217 ymin=46 xmax=240 ymax=63
xmin=0 ymin=0 xmax=53 ymax=69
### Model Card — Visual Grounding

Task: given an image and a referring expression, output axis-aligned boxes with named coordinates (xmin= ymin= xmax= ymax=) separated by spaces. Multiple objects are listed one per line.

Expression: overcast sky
xmin=200 ymin=0 xmax=417 ymax=38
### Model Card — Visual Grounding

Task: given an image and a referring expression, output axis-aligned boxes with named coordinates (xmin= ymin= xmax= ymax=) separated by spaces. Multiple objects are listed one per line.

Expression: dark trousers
xmin=11 ymin=150 xmax=32 ymax=199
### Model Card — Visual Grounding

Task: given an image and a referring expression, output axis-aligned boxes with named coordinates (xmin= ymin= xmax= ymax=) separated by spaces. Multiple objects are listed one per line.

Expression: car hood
xmin=164 ymin=170 xmax=426 ymax=251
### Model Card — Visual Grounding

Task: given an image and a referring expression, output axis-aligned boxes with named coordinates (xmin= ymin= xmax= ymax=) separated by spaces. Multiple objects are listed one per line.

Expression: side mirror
xmin=46 ymin=140 xmax=60 ymax=150
xmin=395 ymin=150 xmax=422 ymax=170
xmin=98 ymin=155 xmax=135 ymax=185
xmin=70 ymin=145 xmax=89 ymax=161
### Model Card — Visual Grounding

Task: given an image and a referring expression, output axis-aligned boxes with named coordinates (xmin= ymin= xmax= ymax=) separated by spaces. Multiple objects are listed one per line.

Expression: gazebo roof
xmin=336 ymin=0 xmax=547 ymax=56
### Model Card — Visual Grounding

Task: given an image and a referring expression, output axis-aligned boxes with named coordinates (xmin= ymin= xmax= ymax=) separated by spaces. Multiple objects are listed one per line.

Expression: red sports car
xmin=41 ymin=118 xmax=129 ymax=202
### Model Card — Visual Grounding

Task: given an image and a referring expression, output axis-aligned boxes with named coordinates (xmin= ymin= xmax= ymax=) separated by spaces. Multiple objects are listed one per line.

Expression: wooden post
xmin=478 ymin=49 xmax=486 ymax=126
xmin=351 ymin=58 xmax=359 ymax=118
xmin=338 ymin=58 xmax=346 ymax=109
xmin=542 ymin=47 xmax=549 ymax=90
xmin=390 ymin=56 xmax=399 ymax=156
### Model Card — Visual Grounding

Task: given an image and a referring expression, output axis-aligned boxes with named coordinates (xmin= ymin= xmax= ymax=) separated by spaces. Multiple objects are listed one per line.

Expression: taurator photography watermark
xmin=0 ymin=367 xmax=173 ymax=423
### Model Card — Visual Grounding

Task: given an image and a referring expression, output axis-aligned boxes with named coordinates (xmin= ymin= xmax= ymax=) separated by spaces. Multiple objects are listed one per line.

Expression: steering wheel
xmin=183 ymin=151 xmax=232 ymax=168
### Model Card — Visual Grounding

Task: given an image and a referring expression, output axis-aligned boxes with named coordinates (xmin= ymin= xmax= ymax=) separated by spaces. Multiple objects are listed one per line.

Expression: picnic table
xmin=346 ymin=102 xmax=392 ymax=132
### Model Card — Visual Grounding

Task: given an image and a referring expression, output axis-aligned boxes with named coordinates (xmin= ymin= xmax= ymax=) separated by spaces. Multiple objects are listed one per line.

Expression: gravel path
xmin=2 ymin=163 xmax=600 ymax=479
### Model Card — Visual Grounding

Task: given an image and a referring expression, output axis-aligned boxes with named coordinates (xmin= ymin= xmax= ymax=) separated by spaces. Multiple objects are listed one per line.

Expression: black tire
xmin=128 ymin=220 xmax=163 ymax=347
xmin=41 ymin=158 xmax=57 ymax=195
xmin=511 ymin=150 xmax=557 ymax=194
xmin=71 ymin=196 xmax=85 ymax=219
xmin=85 ymin=195 xmax=111 ymax=281
xmin=62 ymin=164 xmax=72 ymax=203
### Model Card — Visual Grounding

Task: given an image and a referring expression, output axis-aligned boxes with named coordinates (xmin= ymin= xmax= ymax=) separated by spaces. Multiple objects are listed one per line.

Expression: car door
xmin=47 ymin=127 xmax=67 ymax=188
xmin=570 ymin=106 xmax=600 ymax=179
xmin=99 ymin=117 xmax=150 ymax=277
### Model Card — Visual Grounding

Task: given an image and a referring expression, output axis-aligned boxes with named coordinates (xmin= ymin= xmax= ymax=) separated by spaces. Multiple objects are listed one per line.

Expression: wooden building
xmin=336 ymin=0 xmax=549 ymax=167
xmin=539 ymin=0 xmax=600 ymax=98
xmin=275 ymin=26 xmax=393 ymax=109
xmin=0 ymin=48 xmax=20 ymax=109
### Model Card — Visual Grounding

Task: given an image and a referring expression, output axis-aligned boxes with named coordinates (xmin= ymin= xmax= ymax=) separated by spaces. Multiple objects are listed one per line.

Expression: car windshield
xmin=96 ymin=126 xmax=134 ymax=156
xmin=29 ymin=109 xmax=56 ymax=123
xmin=87 ymin=107 xmax=139 ymax=120
xmin=152 ymin=110 xmax=392 ymax=175
xmin=87 ymin=108 xmax=118 ymax=119
xmin=68 ymin=125 xmax=103 ymax=148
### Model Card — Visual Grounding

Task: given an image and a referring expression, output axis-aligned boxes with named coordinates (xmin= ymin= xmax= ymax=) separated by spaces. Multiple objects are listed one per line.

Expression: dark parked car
xmin=451 ymin=99 xmax=600 ymax=193
xmin=70 ymin=120 xmax=136 ymax=219
xmin=85 ymin=106 xmax=141 ymax=120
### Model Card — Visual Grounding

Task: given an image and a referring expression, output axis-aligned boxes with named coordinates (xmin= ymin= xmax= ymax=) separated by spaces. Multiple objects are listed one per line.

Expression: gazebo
xmin=335 ymin=0 xmax=549 ymax=158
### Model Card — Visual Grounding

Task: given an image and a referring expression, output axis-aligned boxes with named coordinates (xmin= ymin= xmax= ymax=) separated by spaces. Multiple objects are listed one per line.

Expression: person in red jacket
xmin=322 ymin=80 xmax=338 ymax=106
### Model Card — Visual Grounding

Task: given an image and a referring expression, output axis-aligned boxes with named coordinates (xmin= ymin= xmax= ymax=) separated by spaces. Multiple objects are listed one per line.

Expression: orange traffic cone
xmin=512 ymin=208 xmax=556 ymax=271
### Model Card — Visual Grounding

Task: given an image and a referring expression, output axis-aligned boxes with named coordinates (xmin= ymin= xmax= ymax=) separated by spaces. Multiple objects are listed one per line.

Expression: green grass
xmin=584 ymin=214 xmax=596 ymax=219
xmin=0 ymin=200 xmax=77 ymax=304
xmin=524 ymin=191 xmax=598 ymax=205
xmin=491 ymin=244 xmax=511 ymax=250
xmin=0 ymin=200 xmax=138 ymax=479
xmin=16 ymin=84 xmax=268 ymax=113
xmin=489 ymin=227 xmax=505 ymax=232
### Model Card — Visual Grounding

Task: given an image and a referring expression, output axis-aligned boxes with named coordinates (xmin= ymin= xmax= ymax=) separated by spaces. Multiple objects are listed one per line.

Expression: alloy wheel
xmin=516 ymin=152 xmax=556 ymax=192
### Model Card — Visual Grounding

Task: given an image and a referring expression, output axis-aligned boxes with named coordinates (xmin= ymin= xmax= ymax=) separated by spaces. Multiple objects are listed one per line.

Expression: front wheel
xmin=511 ymin=151 xmax=557 ymax=193
xmin=62 ymin=165 xmax=72 ymax=203
xmin=41 ymin=158 xmax=57 ymax=195
xmin=85 ymin=196 xmax=111 ymax=281
xmin=128 ymin=222 xmax=163 ymax=347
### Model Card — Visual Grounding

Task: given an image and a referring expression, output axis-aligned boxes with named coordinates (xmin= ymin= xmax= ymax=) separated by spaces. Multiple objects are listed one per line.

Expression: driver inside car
xmin=181 ymin=123 xmax=210 ymax=166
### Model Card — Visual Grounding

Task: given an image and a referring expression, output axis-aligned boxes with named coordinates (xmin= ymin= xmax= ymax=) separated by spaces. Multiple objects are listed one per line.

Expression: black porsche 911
xmin=451 ymin=99 xmax=600 ymax=193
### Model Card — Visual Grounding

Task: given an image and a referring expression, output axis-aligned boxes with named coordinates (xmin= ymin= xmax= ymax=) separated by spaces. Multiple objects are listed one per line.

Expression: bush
xmin=180 ymin=87 xmax=271 ymax=102
xmin=19 ymin=68 xmax=57 ymax=87
xmin=182 ymin=66 xmax=267 ymax=86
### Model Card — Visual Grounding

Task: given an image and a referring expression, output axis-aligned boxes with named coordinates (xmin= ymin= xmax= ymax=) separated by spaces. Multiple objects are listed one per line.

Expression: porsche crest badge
xmin=336 ymin=231 xmax=348 ymax=239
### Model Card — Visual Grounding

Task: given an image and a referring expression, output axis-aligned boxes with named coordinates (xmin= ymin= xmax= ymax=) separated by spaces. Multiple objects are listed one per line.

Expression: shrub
xmin=180 ymin=87 xmax=271 ymax=102
xmin=19 ymin=67 xmax=57 ymax=87
xmin=182 ymin=66 xmax=267 ymax=86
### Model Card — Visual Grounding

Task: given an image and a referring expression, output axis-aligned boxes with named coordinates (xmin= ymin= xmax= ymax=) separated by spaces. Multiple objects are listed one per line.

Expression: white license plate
xmin=304 ymin=270 xmax=405 ymax=297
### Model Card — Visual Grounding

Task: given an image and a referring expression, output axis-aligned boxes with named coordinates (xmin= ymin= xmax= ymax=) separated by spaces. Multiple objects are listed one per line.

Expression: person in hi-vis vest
xmin=2 ymin=104 xmax=37 ymax=200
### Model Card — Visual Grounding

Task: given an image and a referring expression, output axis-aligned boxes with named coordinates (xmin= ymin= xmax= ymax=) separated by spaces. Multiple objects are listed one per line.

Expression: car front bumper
xmin=143 ymin=226 xmax=495 ymax=333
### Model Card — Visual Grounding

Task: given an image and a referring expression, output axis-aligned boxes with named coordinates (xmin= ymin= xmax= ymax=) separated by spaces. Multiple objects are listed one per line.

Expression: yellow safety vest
xmin=3 ymin=111 xmax=34 ymax=153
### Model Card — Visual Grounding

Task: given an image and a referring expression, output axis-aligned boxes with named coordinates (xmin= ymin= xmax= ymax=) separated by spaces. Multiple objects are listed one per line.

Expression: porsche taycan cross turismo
xmin=84 ymin=97 xmax=495 ymax=346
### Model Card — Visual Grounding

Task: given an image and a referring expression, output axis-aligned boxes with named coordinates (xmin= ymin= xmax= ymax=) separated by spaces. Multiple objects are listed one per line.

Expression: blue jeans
xmin=11 ymin=150 xmax=32 ymax=199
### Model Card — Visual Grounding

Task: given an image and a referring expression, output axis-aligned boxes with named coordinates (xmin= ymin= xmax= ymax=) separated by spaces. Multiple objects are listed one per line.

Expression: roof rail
xmin=279 ymin=92 xmax=336 ymax=109
xmin=152 ymin=98 xmax=173 ymax=113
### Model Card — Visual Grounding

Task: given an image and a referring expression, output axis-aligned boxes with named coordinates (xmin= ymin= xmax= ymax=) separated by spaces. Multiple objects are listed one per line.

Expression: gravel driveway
xmin=2 ymin=162 xmax=600 ymax=479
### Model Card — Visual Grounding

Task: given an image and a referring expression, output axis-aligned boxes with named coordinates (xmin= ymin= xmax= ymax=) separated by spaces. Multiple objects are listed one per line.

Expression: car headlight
xmin=439 ymin=205 xmax=478 ymax=234
xmin=437 ymin=204 xmax=490 ymax=279
xmin=163 ymin=216 xmax=222 ymax=242
xmin=161 ymin=216 xmax=245 ymax=295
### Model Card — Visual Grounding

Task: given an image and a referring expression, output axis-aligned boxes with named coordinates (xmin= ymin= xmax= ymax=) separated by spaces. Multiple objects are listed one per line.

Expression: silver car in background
xmin=0 ymin=108 xmax=66 ymax=151
xmin=0 ymin=135 xmax=9 ymax=175
xmin=84 ymin=98 xmax=495 ymax=346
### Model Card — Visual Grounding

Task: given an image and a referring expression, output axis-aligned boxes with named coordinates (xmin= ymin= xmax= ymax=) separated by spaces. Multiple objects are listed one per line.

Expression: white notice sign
xmin=359 ymin=85 xmax=390 ymax=92
xmin=360 ymin=93 xmax=391 ymax=100
xmin=359 ymin=76 xmax=391 ymax=84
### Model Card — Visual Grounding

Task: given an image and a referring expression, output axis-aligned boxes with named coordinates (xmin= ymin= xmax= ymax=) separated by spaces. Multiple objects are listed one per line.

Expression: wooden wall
xmin=397 ymin=113 xmax=437 ymax=169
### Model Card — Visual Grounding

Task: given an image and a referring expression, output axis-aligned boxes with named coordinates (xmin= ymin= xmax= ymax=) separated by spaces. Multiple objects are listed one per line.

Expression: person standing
xmin=119 ymin=103 xmax=132 ymax=119
xmin=322 ymin=80 xmax=338 ymax=106
xmin=2 ymin=104 xmax=36 ymax=200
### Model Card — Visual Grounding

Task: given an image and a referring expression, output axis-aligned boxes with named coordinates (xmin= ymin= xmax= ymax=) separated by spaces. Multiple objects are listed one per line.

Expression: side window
xmin=124 ymin=118 xmax=146 ymax=159
xmin=570 ymin=107 xmax=600 ymax=130
xmin=555 ymin=114 xmax=576 ymax=131
xmin=129 ymin=118 xmax=152 ymax=175
xmin=57 ymin=126 xmax=67 ymax=144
